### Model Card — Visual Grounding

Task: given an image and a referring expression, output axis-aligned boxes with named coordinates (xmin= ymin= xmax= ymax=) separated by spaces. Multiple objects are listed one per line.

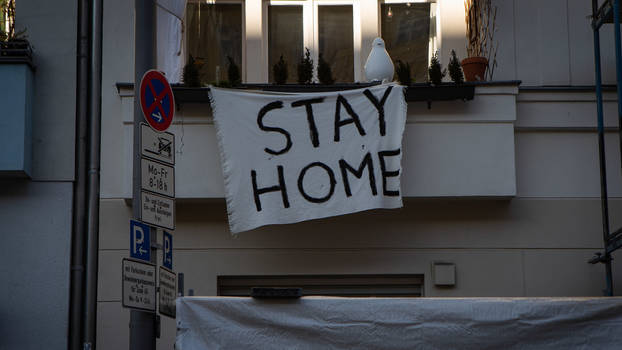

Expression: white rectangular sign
xmin=141 ymin=122 xmax=175 ymax=165
xmin=141 ymin=158 xmax=175 ymax=197
xmin=159 ymin=267 xmax=177 ymax=318
xmin=208 ymin=83 xmax=406 ymax=233
xmin=122 ymin=258 xmax=156 ymax=312
xmin=141 ymin=191 xmax=175 ymax=230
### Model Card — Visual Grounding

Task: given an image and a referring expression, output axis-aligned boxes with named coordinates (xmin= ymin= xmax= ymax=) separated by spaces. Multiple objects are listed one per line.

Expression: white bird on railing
xmin=364 ymin=37 xmax=394 ymax=83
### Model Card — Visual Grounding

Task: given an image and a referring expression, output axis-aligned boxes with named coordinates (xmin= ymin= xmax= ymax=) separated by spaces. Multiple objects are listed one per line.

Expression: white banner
xmin=209 ymin=83 xmax=406 ymax=233
xmin=177 ymin=297 xmax=622 ymax=349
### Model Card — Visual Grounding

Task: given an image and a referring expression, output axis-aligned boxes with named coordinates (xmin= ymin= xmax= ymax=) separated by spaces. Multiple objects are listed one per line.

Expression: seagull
xmin=364 ymin=38 xmax=395 ymax=83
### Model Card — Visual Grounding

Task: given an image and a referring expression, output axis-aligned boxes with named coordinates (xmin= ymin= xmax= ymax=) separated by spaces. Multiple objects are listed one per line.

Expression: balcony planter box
xmin=405 ymin=83 xmax=475 ymax=108
xmin=117 ymin=82 xmax=475 ymax=106
xmin=0 ymin=40 xmax=34 ymax=178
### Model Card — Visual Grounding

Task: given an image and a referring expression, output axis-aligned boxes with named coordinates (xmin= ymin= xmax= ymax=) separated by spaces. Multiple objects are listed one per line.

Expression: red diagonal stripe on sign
xmin=146 ymin=80 xmax=169 ymax=120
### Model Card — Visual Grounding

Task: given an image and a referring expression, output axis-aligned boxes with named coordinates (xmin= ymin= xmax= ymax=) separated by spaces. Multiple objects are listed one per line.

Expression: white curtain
xmin=157 ymin=0 xmax=187 ymax=83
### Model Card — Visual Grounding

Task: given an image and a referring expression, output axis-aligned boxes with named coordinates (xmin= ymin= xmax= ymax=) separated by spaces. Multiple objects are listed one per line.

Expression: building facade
xmin=96 ymin=1 xmax=622 ymax=348
xmin=0 ymin=0 xmax=78 ymax=349
xmin=2 ymin=0 xmax=622 ymax=349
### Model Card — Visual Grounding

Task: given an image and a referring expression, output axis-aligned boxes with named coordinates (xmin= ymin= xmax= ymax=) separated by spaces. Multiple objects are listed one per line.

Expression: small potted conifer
xmin=273 ymin=54 xmax=288 ymax=84
xmin=395 ymin=60 xmax=412 ymax=86
xmin=297 ymin=48 xmax=313 ymax=84
xmin=317 ymin=54 xmax=334 ymax=85
xmin=428 ymin=52 xmax=446 ymax=86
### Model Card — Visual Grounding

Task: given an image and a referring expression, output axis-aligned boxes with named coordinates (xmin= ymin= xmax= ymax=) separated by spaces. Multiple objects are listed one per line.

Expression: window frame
xmin=185 ymin=0 xmax=247 ymax=83
xmin=183 ymin=0 xmax=439 ymax=84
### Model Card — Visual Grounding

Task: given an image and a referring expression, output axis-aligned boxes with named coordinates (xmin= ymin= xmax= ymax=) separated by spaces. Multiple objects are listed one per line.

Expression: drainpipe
xmin=68 ymin=0 xmax=89 ymax=348
xmin=84 ymin=0 xmax=103 ymax=347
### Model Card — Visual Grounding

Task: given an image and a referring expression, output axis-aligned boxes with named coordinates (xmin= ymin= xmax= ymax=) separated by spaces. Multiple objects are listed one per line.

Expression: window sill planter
xmin=117 ymin=82 xmax=482 ymax=107
xmin=405 ymin=83 xmax=475 ymax=108
xmin=0 ymin=41 xmax=34 ymax=178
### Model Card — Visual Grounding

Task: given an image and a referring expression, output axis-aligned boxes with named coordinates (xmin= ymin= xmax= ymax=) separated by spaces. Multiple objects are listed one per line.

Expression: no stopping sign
xmin=140 ymin=70 xmax=175 ymax=132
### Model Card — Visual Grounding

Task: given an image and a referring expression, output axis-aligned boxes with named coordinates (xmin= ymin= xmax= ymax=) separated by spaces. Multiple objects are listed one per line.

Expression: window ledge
xmin=115 ymin=80 xmax=522 ymax=105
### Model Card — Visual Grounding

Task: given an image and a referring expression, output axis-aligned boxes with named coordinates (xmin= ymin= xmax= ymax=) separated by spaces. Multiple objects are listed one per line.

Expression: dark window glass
xmin=381 ymin=3 xmax=430 ymax=82
xmin=318 ymin=5 xmax=354 ymax=83
xmin=186 ymin=3 xmax=243 ymax=84
xmin=269 ymin=5 xmax=303 ymax=83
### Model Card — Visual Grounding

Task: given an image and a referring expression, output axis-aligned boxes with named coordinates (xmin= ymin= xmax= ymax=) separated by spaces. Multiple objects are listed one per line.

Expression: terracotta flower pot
xmin=461 ymin=57 xmax=488 ymax=82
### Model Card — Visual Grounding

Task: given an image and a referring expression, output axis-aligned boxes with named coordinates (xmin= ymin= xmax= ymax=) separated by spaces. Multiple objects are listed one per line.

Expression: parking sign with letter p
xmin=130 ymin=220 xmax=151 ymax=262
xmin=163 ymin=231 xmax=173 ymax=269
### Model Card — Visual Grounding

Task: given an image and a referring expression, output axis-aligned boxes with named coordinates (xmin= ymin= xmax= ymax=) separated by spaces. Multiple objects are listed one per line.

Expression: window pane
xmin=318 ymin=5 xmax=354 ymax=83
xmin=269 ymin=5 xmax=303 ymax=83
xmin=186 ymin=3 xmax=242 ymax=84
xmin=381 ymin=3 xmax=430 ymax=82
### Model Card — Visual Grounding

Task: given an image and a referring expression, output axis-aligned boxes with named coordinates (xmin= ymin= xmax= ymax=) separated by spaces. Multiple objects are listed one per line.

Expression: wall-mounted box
xmin=433 ymin=262 xmax=456 ymax=287
xmin=0 ymin=58 xmax=33 ymax=178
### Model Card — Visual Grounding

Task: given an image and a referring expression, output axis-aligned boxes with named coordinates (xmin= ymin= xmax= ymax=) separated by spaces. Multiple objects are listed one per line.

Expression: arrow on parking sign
xmin=130 ymin=220 xmax=151 ymax=262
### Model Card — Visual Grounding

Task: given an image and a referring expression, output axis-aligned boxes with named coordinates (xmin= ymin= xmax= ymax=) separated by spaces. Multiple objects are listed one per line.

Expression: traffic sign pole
xmin=132 ymin=1 xmax=157 ymax=349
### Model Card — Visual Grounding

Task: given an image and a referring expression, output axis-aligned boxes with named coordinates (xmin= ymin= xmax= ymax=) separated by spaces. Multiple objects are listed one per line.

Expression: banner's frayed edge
xmin=397 ymin=84 xmax=407 ymax=207
xmin=208 ymin=86 xmax=239 ymax=234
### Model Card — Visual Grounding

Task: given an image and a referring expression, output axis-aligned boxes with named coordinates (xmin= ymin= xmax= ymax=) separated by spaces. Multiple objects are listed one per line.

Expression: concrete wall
xmin=0 ymin=1 xmax=77 ymax=349
xmin=0 ymin=182 xmax=73 ymax=349
xmin=493 ymin=0 xmax=618 ymax=85
xmin=97 ymin=1 xmax=622 ymax=349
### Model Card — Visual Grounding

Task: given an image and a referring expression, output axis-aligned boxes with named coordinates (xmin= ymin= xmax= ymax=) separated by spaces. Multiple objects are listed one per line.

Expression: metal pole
xmin=592 ymin=0 xmax=613 ymax=296
xmin=615 ymin=0 xmax=622 ymax=180
xmin=131 ymin=0 xmax=157 ymax=349
xmin=69 ymin=0 xmax=89 ymax=348
xmin=84 ymin=0 xmax=104 ymax=346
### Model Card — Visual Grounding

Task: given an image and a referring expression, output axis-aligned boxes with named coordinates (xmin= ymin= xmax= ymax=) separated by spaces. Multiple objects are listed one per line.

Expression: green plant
xmin=317 ymin=54 xmax=334 ymax=85
xmin=0 ymin=0 xmax=26 ymax=42
xmin=464 ymin=0 xmax=498 ymax=80
xmin=182 ymin=55 xmax=201 ymax=87
xmin=394 ymin=60 xmax=411 ymax=86
xmin=448 ymin=50 xmax=464 ymax=84
xmin=273 ymin=54 xmax=288 ymax=84
xmin=297 ymin=48 xmax=313 ymax=84
xmin=227 ymin=56 xmax=241 ymax=87
xmin=428 ymin=52 xmax=446 ymax=85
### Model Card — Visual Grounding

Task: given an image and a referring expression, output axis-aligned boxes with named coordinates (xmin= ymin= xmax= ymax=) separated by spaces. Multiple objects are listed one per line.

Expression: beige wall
xmin=97 ymin=196 xmax=622 ymax=348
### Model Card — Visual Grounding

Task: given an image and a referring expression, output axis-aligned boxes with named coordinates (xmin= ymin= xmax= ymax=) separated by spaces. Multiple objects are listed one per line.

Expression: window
xmin=186 ymin=0 xmax=244 ymax=84
xmin=268 ymin=5 xmax=303 ymax=83
xmin=184 ymin=0 xmax=436 ymax=84
xmin=218 ymin=274 xmax=424 ymax=297
xmin=381 ymin=1 xmax=436 ymax=82
xmin=317 ymin=5 xmax=354 ymax=82
xmin=266 ymin=0 xmax=359 ymax=83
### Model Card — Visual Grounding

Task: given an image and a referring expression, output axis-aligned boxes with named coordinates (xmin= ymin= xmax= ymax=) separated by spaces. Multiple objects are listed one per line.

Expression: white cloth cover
xmin=176 ymin=296 xmax=622 ymax=349
xmin=157 ymin=0 xmax=186 ymax=83
xmin=209 ymin=84 xmax=407 ymax=233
